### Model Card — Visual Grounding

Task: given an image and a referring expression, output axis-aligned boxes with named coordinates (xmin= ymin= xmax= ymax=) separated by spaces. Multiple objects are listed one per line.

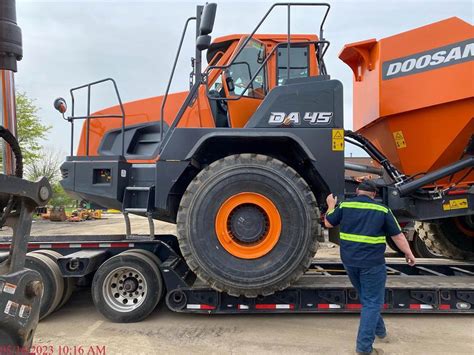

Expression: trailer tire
xmin=120 ymin=249 xmax=165 ymax=299
xmin=177 ymin=154 xmax=320 ymax=297
xmin=92 ymin=253 xmax=163 ymax=323
xmin=415 ymin=218 xmax=474 ymax=260
xmin=26 ymin=252 xmax=64 ymax=320
xmin=33 ymin=250 xmax=76 ymax=310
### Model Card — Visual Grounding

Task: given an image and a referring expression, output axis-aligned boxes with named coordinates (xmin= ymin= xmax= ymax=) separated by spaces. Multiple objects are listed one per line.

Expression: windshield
xmin=228 ymin=38 xmax=266 ymax=98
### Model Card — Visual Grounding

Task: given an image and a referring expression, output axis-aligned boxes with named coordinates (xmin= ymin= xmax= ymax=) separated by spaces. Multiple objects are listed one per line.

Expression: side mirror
xmin=53 ymin=97 xmax=67 ymax=114
xmin=199 ymin=3 xmax=217 ymax=35
xmin=196 ymin=35 xmax=211 ymax=51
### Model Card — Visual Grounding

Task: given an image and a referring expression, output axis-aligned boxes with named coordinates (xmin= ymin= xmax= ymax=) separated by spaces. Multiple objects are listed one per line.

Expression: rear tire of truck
xmin=92 ymin=253 xmax=163 ymax=323
xmin=410 ymin=233 xmax=439 ymax=258
xmin=34 ymin=250 xmax=76 ymax=311
xmin=26 ymin=252 xmax=65 ymax=320
xmin=177 ymin=154 xmax=320 ymax=297
xmin=415 ymin=217 xmax=474 ymax=260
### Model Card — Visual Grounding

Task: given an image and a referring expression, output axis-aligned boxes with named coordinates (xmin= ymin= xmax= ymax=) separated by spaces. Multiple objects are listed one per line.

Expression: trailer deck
xmin=1 ymin=234 xmax=473 ymax=319
xmin=169 ymin=259 xmax=474 ymax=314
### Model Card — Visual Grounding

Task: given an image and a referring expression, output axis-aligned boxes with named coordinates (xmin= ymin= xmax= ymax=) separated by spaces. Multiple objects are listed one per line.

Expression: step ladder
xmin=122 ymin=186 xmax=155 ymax=239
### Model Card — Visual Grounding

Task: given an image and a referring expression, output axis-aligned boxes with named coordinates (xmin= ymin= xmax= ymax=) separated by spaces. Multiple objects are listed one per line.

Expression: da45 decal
xmin=268 ymin=112 xmax=333 ymax=126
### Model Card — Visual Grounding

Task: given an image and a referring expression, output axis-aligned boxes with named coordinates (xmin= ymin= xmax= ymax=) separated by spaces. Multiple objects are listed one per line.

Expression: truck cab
xmin=73 ymin=34 xmax=323 ymax=161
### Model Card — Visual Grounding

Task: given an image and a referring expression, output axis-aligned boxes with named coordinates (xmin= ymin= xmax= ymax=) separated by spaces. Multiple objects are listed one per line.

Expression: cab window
xmin=277 ymin=45 xmax=309 ymax=85
xmin=228 ymin=39 xmax=266 ymax=98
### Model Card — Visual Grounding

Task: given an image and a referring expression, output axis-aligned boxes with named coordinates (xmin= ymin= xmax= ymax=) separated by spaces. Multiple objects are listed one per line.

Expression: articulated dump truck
xmin=56 ymin=3 xmax=473 ymax=297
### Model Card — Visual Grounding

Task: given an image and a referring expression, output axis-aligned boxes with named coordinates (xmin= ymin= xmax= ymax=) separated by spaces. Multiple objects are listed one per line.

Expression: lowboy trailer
xmin=0 ymin=234 xmax=473 ymax=322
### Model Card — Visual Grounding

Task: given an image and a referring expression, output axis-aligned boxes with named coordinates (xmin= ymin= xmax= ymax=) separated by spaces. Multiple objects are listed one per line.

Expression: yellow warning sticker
xmin=442 ymin=198 xmax=469 ymax=211
xmin=332 ymin=129 xmax=344 ymax=151
xmin=393 ymin=131 xmax=407 ymax=149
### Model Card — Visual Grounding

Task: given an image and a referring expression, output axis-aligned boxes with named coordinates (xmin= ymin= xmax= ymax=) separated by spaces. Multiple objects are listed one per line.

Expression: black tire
xmin=120 ymin=249 xmax=165 ymax=299
xmin=26 ymin=252 xmax=64 ymax=320
xmin=33 ymin=250 xmax=76 ymax=311
xmin=410 ymin=233 xmax=439 ymax=258
xmin=177 ymin=154 xmax=320 ymax=297
xmin=385 ymin=236 xmax=403 ymax=255
xmin=121 ymin=249 xmax=162 ymax=267
xmin=91 ymin=253 xmax=163 ymax=323
xmin=415 ymin=217 xmax=474 ymax=260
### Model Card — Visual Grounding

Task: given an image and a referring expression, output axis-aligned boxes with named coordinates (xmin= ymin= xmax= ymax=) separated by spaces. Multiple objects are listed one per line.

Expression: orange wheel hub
xmin=215 ymin=192 xmax=281 ymax=259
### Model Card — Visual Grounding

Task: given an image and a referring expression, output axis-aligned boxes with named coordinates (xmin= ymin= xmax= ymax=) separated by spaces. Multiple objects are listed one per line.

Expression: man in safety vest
xmin=325 ymin=180 xmax=416 ymax=355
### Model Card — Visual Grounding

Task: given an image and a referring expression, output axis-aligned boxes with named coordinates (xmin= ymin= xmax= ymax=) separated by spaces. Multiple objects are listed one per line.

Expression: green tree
xmin=0 ymin=91 xmax=76 ymax=207
xmin=49 ymin=183 xmax=76 ymax=207
xmin=16 ymin=91 xmax=51 ymax=164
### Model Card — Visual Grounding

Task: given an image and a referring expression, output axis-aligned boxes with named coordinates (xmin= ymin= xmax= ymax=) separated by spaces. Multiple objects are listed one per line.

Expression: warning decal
xmin=4 ymin=300 xmax=19 ymax=317
xmin=19 ymin=305 xmax=32 ymax=320
xmin=332 ymin=129 xmax=344 ymax=151
xmin=393 ymin=131 xmax=407 ymax=149
xmin=3 ymin=282 xmax=17 ymax=295
xmin=443 ymin=198 xmax=469 ymax=211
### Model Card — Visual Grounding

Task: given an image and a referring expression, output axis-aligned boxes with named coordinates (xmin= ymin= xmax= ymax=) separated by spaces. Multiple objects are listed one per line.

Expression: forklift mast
xmin=0 ymin=0 xmax=52 ymax=349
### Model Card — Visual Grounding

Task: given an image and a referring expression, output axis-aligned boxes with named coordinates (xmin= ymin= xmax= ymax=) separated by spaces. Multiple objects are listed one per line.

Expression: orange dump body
xmin=339 ymin=17 xmax=473 ymax=187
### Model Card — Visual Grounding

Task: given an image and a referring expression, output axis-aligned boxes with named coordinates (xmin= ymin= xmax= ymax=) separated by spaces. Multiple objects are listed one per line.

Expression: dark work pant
xmin=345 ymin=263 xmax=387 ymax=353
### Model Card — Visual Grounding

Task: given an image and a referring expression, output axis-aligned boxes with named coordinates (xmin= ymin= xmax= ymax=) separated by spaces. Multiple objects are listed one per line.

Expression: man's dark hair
xmin=358 ymin=179 xmax=378 ymax=193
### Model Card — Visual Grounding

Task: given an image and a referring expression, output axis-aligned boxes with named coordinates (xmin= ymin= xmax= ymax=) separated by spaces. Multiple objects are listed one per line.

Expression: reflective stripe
xmin=326 ymin=208 xmax=336 ymax=216
xmin=340 ymin=232 xmax=386 ymax=244
xmin=389 ymin=209 xmax=401 ymax=230
xmin=340 ymin=201 xmax=388 ymax=213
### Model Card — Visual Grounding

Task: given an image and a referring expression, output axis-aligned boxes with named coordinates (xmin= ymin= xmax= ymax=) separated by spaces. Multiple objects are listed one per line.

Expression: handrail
xmin=205 ymin=40 xmax=330 ymax=101
xmin=217 ymin=3 xmax=330 ymax=84
xmin=68 ymin=78 xmax=125 ymax=157
xmin=158 ymin=3 xmax=331 ymax=150
xmin=159 ymin=16 xmax=197 ymax=146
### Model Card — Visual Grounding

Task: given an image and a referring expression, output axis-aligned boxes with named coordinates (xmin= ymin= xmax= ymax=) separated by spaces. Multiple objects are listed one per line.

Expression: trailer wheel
xmin=120 ymin=249 xmax=165 ymax=299
xmin=26 ymin=252 xmax=65 ymax=320
xmin=177 ymin=154 xmax=320 ymax=297
xmin=415 ymin=217 xmax=474 ymax=260
xmin=92 ymin=253 xmax=163 ymax=322
xmin=34 ymin=250 xmax=76 ymax=311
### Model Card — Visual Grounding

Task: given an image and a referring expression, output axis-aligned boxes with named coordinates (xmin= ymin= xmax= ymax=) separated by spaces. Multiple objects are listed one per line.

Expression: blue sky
xmin=15 ymin=0 xmax=473 ymax=156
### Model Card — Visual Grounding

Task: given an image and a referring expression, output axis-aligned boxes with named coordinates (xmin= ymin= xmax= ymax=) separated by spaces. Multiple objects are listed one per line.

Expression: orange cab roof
xmin=212 ymin=33 xmax=318 ymax=44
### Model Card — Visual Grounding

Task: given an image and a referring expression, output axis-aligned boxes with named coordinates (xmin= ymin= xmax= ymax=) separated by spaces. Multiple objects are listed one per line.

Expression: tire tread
xmin=177 ymin=154 xmax=320 ymax=297
xmin=415 ymin=221 xmax=472 ymax=260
